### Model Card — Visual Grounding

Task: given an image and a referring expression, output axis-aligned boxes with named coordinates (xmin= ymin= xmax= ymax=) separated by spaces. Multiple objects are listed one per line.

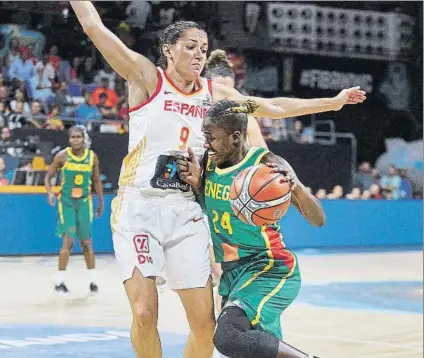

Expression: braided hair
xmin=157 ymin=21 xmax=206 ymax=69
xmin=204 ymin=49 xmax=234 ymax=79
xmin=206 ymin=100 xmax=259 ymax=135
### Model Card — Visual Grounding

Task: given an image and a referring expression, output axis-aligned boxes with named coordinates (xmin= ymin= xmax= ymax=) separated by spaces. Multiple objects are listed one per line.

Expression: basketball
xmin=229 ymin=164 xmax=292 ymax=227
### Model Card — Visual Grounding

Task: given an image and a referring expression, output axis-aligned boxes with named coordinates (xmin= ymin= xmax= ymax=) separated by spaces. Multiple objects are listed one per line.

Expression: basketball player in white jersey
xmin=70 ymin=2 xmax=366 ymax=357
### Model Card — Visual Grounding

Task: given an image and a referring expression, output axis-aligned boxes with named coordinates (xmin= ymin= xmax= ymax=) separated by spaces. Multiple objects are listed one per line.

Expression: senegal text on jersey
xmin=205 ymin=179 xmax=231 ymax=201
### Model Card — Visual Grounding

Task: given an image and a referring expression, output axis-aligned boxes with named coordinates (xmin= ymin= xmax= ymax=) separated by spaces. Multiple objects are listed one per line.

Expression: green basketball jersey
xmin=204 ymin=146 xmax=288 ymax=264
xmin=60 ymin=148 xmax=94 ymax=199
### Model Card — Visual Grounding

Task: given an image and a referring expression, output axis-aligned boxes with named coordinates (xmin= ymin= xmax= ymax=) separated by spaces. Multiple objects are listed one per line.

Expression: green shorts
xmin=57 ymin=194 xmax=93 ymax=240
xmin=219 ymin=250 xmax=301 ymax=340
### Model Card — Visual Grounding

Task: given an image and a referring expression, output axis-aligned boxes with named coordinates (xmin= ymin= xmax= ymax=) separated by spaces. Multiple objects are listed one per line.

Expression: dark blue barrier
xmin=0 ymin=195 xmax=422 ymax=255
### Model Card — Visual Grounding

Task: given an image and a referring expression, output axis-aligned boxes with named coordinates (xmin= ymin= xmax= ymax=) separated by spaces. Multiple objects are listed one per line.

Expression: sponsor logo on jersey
xmin=151 ymin=155 xmax=190 ymax=192
xmin=202 ymin=94 xmax=212 ymax=107
xmin=164 ymin=100 xmax=208 ymax=119
xmin=165 ymin=161 xmax=177 ymax=179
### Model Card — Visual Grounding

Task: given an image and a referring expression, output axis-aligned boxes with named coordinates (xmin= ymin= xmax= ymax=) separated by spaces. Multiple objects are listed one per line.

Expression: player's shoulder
xmin=90 ymin=149 xmax=99 ymax=161
xmin=56 ymin=148 xmax=69 ymax=159
xmin=53 ymin=148 xmax=69 ymax=166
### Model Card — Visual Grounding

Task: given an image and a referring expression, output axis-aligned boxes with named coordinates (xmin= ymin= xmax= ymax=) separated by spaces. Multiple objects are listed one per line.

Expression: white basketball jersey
xmin=118 ymin=67 xmax=213 ymax=198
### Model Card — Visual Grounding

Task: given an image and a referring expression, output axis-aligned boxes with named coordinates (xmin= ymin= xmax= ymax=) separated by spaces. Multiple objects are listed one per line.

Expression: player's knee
xmin=133 ymin=303 xmax=157 ymax=331
xmin=188 ymin=311 xmax=215 ymax=339
xmin=213 ymin=306 xmax=255 ymax=357
xmin=62 ymin=237 xmax=74 ymax=251
xmin=59 ymin=248 xmax=71 ymax=256
xmin=60 ymin=243 xmax=73 ymax=253
xmin=80 ymin=241 xmax=92 ymax=252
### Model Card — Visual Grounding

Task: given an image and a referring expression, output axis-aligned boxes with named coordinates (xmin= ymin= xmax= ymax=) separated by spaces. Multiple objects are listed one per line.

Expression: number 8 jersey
xmin=60 ymin=148 xmax=94 ymax=199
xmin=119 ymin=68 xmax=213 ymax=198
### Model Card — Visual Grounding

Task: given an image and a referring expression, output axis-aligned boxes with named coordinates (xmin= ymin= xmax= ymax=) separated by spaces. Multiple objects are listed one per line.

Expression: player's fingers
xmin=180 ymin=173 xmax=192 ymax=182
xmin=271 ymin=166 xmax=289 ymax=174
xmin=187 ymin=147 xmax=199 ymax=164
xmin=176 ymin=158 xmax=188 ymax=167
xmin=175 ymin=155 xmax=188 ymax=162
xmin=176 ymin=160 xmax=189 ymax=170
xmin=265 ymin=162 xmax=278 ymax=168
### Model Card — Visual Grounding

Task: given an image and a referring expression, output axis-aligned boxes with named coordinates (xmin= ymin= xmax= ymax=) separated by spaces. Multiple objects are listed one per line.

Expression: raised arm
xmin=70 ymin=1 xmax=157 ymax=92
xmin=247 ymin=116 xmax=268 ymax=148
xmin=91 ymin=153 xmax=104 ymax=218
xmin=213 ymin=82 xmax=366 ymax=119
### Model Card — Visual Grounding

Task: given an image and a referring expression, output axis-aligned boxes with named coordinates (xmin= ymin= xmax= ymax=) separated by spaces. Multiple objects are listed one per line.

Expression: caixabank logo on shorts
xmin=151 ymin=155 xmax=190 ymax=192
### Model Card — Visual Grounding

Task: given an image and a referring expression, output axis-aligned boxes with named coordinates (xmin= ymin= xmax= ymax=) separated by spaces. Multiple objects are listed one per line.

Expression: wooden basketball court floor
xmin=0 ymin=249 xmax=422 ymax=358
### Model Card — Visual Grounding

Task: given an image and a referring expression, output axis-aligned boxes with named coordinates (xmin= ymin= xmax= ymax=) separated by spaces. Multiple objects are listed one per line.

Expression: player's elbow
xmin=312 ymin=212 xmax=326 ymax=227
xmin=82 ymin=21 xmax=102 ymax=37
xmin=316 ymin=216 xmax=326 ymax=227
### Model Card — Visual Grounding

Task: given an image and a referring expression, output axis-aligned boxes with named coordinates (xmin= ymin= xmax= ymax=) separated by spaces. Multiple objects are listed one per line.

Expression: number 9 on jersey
xmin=178 ymin=126 xmax=190 ymax=150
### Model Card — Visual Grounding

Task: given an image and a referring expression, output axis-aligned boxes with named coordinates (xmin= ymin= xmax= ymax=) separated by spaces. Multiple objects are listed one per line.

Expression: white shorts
xmin=111 ymin=187 xmax=211 ymax=290
xmin=203 ymin=214 xmax=213 ymax=246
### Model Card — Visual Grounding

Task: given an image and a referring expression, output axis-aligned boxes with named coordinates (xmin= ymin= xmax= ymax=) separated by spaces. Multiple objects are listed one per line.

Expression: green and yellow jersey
xmin=60 ymin=147 xmax=94 ymax=199
xmin=204 ymin=146 xmax=294 ymax=268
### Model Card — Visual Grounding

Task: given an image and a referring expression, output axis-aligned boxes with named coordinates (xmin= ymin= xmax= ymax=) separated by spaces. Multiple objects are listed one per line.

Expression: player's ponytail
xmin=225 ymin=100 xmax=259 ymax=115
xmin=205 ymin=49 xmax=234 ymax=79
xmin=206 ymin=100 xmax=257 ymax=136
xmin=206 ymin=49 xmax=233 ymax=69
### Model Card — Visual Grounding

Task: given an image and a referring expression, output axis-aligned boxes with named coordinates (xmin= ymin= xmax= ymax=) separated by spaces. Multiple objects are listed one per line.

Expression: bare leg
xmin=58 ymin=235 xmax=74 ymax=271
xmin=80 ymin=239 xmax=95 ymax=269
xmin=124 ymin=268 xmax=162 ymax=358
xmin=209 ymin=244 xmax=223 ymax=314
xmin=176 ymin=277 xmax=216 ymax=358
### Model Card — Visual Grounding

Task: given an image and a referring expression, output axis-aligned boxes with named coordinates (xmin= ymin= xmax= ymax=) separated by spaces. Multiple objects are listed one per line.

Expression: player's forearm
xmin=70 ymin=1 xmax=102 ymax=33
xmin=44 ymin=174 xmax=53 ymax=195
xmin=292 ymin=184 xmax=326 ymax=227
xmin=269 ymin=97 xmax=340 ymax=118
xmin=94 ymin=181 xmax=104 ymax=203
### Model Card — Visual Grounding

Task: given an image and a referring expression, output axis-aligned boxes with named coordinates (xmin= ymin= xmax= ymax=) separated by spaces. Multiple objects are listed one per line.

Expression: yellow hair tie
xmin=225 ymin=100 xmax=259 ymax=115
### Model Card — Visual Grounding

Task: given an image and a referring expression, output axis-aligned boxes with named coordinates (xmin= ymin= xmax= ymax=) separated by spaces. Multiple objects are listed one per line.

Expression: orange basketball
xmin=229 ymin=164 xmax=292 ymax=226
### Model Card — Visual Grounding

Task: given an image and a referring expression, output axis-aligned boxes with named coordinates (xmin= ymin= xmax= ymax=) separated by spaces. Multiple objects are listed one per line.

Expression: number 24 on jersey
xmin=211 ymin=210 xmax=233 ymax=235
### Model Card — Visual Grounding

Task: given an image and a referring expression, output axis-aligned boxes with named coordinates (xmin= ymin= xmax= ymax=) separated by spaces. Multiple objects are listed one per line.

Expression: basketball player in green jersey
xmin=177 ymin=100 xmax=325 ymax=358
xmin=45 ymin=126 xmax=104 ymax=294
xmin=205 ymin=49 xmax=268 ymax=313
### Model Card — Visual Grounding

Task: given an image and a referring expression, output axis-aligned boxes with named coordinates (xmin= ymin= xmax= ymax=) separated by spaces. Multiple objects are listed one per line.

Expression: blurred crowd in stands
xmin=0 ymin=41 xmax=130 ymax=134
xmin=312 ymin=162 xmax=418 ymax=200
xmin=0 ymin=1 xmax=421 ymax=199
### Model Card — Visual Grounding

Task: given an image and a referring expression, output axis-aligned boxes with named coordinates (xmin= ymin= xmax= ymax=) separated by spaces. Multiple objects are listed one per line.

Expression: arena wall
xmin=0 ymin=195 xmax=421 ymax=255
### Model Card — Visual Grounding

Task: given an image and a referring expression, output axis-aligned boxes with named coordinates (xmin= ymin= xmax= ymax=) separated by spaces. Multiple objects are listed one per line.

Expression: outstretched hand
xmin=176 ymin=147 xmax=202 ymax=188
xmin=333 ymin=86 xmax=367 ymax=111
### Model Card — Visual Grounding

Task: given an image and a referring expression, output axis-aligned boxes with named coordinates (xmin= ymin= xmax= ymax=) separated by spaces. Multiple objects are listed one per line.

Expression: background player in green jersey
xmin=45 ymin=126 xmax=104 ymax=295
xmin=177 ymin=100 xmax=325 ymax=358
